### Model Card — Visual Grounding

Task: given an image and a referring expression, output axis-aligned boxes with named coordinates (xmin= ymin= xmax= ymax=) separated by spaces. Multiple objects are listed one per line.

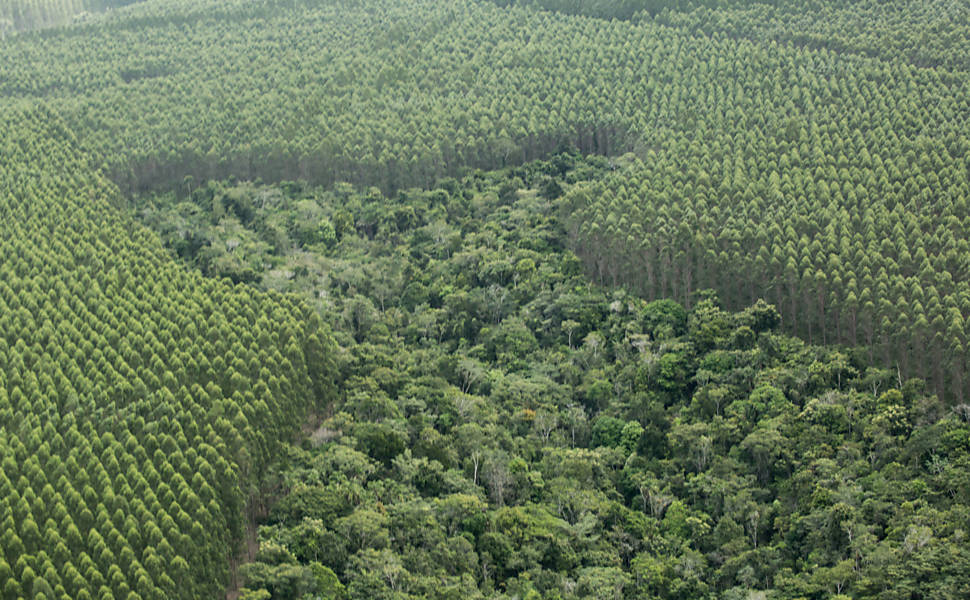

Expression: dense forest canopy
xmin=1 ymin=0 xmax=968 ymax=400
xmin=0 ymin=106 xmax=336 ymax=599
xmin=491 ymin=0 xmax=970 ymax=68
xmin=135 ymin=159 xmax=970 ymax=600
xmin=1 ymin=0 xmax=970 ymax=599
xmin=0 ymin=0 xmax=140 ymax=34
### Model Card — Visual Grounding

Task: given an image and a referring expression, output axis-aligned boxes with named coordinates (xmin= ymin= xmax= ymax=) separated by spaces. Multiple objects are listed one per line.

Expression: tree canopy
xmin=1 ymin=0 xmax=970 ymax=597
xmin=143 ymin=161 xmax=970 ymax=600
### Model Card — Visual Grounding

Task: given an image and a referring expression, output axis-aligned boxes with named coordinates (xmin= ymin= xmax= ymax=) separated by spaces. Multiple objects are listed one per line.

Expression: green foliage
xmin=0 ymin=109 xmax=338 ymax=598
xmin=138 ymin=165 xmax=970 ymax=600
xmin=642 ymin=299 xmax=688 ymax=340
xmin=240 ymin=559 xmax=318 ymax=600
xmin=309 ymin=563 xmax=345 ymax=600
xmin=0 ymin=0 xmax=137 ymax=33
xmin=1 ymin=0 xmax=966 ymax=401
xmin=2 ymin=0 xmax=970 ymax=597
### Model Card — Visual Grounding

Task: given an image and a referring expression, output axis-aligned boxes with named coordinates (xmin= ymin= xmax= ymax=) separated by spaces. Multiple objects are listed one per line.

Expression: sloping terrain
xmin=0 ymin=0 xmax=140 ymax=33
xmin=137 ymin=159 xmax=970 ymax=599
xmin=2 ymin=0 xmax=967 ymax=398
xmin=0 ymin=106 xmax=335 ymax=599
xmin=1 ymin=0 xmax=970 ymax=598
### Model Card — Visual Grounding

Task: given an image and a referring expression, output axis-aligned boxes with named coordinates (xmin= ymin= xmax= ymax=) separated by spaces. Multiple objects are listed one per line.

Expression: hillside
xmin=0 ymin=0 xmax=140 ymax=34
xmin=0 ymin=106 xmax=336 ymax=598
xmin=138 ymin=158 xmax=970 ymax=599
xmin=2 ymin=0 xmax=968 ymax=399
xmin=1 ymin=0 xmax=970 ymax=598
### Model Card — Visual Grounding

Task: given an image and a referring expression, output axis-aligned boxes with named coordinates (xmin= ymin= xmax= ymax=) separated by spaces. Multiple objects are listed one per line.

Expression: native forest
xmin=1 ymin=0 xmax=970 ymax=599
